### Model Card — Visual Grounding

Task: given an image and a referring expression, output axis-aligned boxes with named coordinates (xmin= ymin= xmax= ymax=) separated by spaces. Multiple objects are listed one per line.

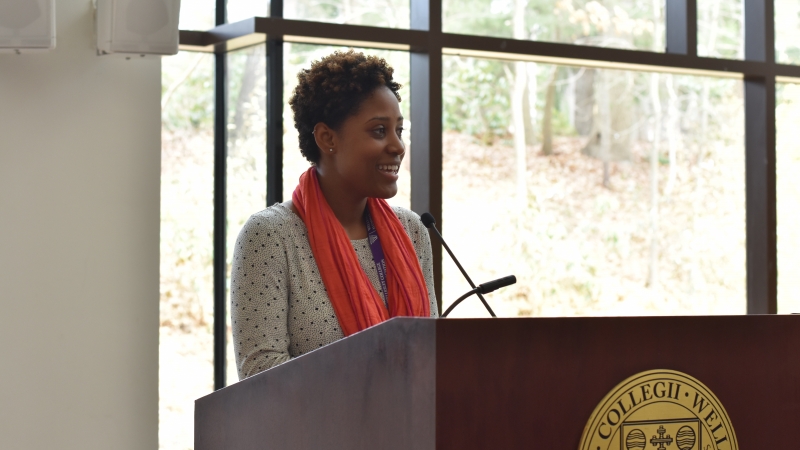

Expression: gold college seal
xmin=579 ymin=370 xmax=737 ymax=450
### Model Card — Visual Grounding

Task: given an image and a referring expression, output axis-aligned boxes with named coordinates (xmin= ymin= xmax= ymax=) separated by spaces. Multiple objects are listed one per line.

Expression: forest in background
xmin=159 ymin=1 xmax=800 ymax=449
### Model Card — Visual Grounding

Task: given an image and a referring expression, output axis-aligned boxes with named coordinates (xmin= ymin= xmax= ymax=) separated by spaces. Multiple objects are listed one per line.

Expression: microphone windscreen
xmin=420 ymin=212 xmax=436 ymax=228
xmin=478 ymin=275 xmax=517 ymax=294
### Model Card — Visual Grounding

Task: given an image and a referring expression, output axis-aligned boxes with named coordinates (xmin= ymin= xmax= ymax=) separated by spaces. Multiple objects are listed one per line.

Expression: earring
xmin=329 ymin=148 xmax=333 ymax=152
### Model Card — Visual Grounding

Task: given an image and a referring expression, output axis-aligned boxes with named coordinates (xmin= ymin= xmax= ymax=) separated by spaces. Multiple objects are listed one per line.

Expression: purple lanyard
xmin=364 ymin=209 xmax=389 ymax=304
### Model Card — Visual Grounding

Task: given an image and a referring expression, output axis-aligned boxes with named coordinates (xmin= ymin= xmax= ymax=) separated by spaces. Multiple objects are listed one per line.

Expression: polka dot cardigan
xmin=231 ymin=203 xmax=438 ymax=380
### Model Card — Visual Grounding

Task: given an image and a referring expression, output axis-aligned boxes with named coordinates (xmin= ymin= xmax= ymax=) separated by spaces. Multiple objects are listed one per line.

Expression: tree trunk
xmin=230 ymin=51 xmax=261 ymax=152
xmin=541 ymin=68 xmax=558 ymax=155
xmin=647 ymin=0 xmax=664 ymax=290
xmin=705 ymin=0 xmax=723 ymax=57
xmin=576 ymin=70 xmax=615 ymax=187
xmin=523 ymin=80 xmax=536 ymax=146
xmin=593 ymin=72 xmax=612 ymax=157
xmin=565 ymin=68 xmax=577 ymax=131
xmin=511 ymin=0 xmax=528 ymax=207
xmin=665 ymin=74 xmax=679 ymax=197
xmin=526 ymin=63 xmax=538 ymax=144
xmin=575 ymin=69 xmax=594 ymax=136
xmin=648 ymin=73 xmax=662 ymax=290
xmin=699 ymin=0 xmax=721 ymax=146
xmin=512 ymin=60 xmax=528 ymax=206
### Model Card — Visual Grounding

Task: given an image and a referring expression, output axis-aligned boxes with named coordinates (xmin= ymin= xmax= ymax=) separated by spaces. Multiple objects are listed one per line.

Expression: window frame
xmin=180 ymin=0 xmax=791 ymax=389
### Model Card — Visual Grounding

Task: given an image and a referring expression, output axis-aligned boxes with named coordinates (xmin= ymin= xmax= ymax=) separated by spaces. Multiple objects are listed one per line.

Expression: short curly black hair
xmin=289 ymin=50 xmax=402 ymax=164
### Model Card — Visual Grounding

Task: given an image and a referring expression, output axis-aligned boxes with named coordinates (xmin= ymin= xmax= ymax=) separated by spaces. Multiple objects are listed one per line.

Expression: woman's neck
xmin=316 ymin=167 xmax=368 ymax=240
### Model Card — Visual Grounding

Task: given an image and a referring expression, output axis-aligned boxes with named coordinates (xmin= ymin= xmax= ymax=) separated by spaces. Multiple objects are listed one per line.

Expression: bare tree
xmin=574 ymin=69 xmax=595 ymax=136
xmin=647 ymin=0 xmax=664 ymax=290
xmin=649 ymin=73 xmax=662 ymax=289
xmin=511 ymin=0 xmax=528 ymax=208
xmin=541 ymin=67 xmax=558 ymax=156
xmin=523 ymin=70 xmax=537 ymax=147
xmin=700 ymin=0 xmax=722 ymax=141
xmin=230 ymin=51 xmax=261 ymax=152
xmin=581 ymin=69 xmax=633 ymax=187
xmin=665 ymin=74 xmax=680 ymax=197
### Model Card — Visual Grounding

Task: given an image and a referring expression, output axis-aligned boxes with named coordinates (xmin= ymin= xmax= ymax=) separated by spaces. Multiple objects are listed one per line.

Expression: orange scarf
xmin=292 ymin=167 xmax=431 ymax=336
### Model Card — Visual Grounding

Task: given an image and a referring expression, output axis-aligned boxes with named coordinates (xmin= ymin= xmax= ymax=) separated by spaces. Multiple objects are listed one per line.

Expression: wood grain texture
xmin=435 ymin=315 xmax=800 ymax=449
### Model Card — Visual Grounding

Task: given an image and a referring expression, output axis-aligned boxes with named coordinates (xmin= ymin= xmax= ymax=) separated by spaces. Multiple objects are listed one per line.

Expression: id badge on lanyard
xmin=364 ymin=209 xmax=389 ymax=305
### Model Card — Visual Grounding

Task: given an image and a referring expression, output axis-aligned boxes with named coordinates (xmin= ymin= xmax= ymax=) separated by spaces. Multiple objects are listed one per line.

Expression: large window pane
xmin=226 ymin=44 xmax=268 ymax=385
xmin=228 ymin=0 xmax=270 ymax=23
xmin=776 ymin=0 xmax=800 ymax=64
xmin=443 ymin=0 xmax=663 ymax=51
xmin=160 ymin=51 xmax=215 ymax=449
xmin=179 ymin=0 xmax=216 ymax=30
xmin=777 ymin=82 xmax=800 ymax=313
xmin=283 ymin=44 xmax=411 ymax=209
xmin=697 ymin=0 xmax=743 ymax=59
xmin=286 ymin=0 xmax=409 ymax=28
xmin=442 ymin=56 xmax=745 ymax=317
xmin=227 ymin=0 xmax=412 ymax=26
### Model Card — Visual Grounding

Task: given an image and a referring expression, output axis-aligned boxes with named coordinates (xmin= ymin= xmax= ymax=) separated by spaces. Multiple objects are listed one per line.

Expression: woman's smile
xmin=377 ymin=163 xmax=400 ymax=180
xmin=377 ymin=164 xmax=399 ymax=174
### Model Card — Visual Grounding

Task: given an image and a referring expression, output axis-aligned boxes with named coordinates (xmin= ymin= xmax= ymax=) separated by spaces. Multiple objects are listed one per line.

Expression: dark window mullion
xmin=410 ymin=0 xmax=443 ymax=313
xmin=744 ymin=0 xmax=777 ymax=314
xmin=665 ymin=0 xmax=697 ymax=56
xmin=267 ymin=0 xmax=284 ymax=206
xmin=213 ymin=0 xmax=228 ymax=390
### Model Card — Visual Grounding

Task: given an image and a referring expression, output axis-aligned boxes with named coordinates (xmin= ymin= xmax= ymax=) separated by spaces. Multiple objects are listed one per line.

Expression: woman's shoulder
xmin=390 ymin=205 xmax=424 ymax=233
xmin=391 ymin=205 xmax=419 ymax=220
xmin=239 ymin=203 xmax=304 ymax=235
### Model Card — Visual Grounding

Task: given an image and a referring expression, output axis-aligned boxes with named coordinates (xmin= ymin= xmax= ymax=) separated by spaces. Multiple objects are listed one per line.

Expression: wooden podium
xmin=195 ymin=316 xmax=800 ymax=449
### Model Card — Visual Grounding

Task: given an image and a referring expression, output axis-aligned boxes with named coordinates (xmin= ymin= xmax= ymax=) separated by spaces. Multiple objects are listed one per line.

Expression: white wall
xmin=0 ymin=1 xmax=160 ymax=448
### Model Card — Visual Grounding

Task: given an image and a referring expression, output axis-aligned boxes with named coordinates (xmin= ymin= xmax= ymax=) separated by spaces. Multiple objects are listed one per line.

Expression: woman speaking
xmin=230 ymin=50 xmax=438 ymax=380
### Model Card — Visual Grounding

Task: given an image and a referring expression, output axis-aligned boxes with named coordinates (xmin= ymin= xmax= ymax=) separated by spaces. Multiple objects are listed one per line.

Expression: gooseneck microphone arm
xmin=442 ymin=289 xmax=481 ymax=318
xmin=442 ymin=275 xmax=517 ymax=317
xmin=420 ymin=212 xmax=497 ymax=318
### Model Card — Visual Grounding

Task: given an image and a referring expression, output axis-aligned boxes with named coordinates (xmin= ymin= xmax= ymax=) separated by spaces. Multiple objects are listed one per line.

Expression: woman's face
xmin=326 ymin=86 xmax=405 ymax=199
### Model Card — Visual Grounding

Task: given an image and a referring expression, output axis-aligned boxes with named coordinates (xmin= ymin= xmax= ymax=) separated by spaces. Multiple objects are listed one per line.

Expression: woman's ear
xmin=313 ymin=123 xmax=336 ymax=154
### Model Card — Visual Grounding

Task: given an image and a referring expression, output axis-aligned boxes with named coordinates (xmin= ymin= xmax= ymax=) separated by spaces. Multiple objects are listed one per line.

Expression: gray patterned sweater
xmin=231 ymin=203 xmax=438 ymax=380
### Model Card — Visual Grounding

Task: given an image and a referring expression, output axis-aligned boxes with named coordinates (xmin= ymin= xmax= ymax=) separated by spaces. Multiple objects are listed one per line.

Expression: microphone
xmin=420 ymin=212 xmax=498 ymax=318
xmin=477 ymin=275 xmax=517 ymax=294
xmin=441 ymin=275 xmax=517 ymax=317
